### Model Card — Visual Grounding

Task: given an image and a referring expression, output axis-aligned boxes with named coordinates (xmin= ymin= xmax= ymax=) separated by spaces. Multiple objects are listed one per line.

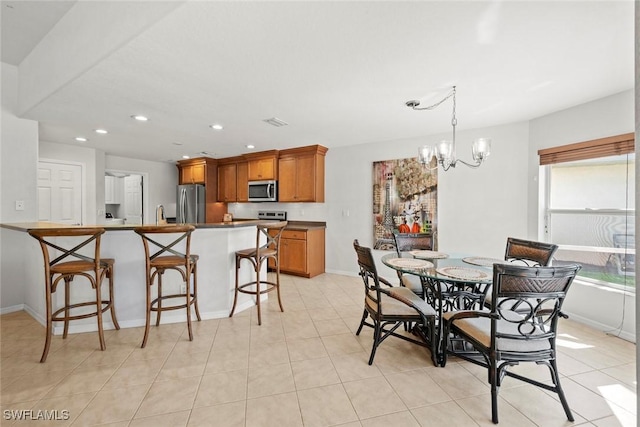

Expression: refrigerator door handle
xmin=179 ymin=188 xmax=186 ymax=223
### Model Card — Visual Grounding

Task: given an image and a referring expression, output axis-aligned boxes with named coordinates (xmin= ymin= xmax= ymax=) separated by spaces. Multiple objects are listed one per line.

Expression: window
xmin=539 ymin=134 xmax=635 ymax=291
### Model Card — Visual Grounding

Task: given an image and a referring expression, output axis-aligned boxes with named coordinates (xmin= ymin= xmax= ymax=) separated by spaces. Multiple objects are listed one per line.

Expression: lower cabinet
xmin=269 ymin=227 xmax=325 ymax=278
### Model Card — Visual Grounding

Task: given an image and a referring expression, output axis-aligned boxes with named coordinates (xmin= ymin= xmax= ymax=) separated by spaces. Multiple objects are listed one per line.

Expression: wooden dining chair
xmin=229 ymin=221 xmax=288 ymax=325
xmin=353 ymin=239 xmax=437 ymax=365
xmin=28 ymin=227 xmax=120 ymax=362
xmin=134 ymin=225 xmax=200 ymax=348
xmin=443 ymin=262 xmax=581 ymax=424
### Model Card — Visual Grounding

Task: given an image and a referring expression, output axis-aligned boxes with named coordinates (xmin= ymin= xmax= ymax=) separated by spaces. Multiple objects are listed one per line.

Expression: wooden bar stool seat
xmin=134 ymin=225 xmax=200 ymax=348
xmin=28 ymin=227 xmax=120 ymax=363
xmin=229 ymin=221 xmax=288 ymax=325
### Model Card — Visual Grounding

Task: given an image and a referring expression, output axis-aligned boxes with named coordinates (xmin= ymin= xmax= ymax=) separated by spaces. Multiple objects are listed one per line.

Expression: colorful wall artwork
xmin=373 ymin=157 xmax=437 ymax=250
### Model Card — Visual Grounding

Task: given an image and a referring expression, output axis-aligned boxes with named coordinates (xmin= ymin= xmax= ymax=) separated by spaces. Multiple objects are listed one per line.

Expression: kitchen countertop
xmin=0 ymin=220 xmax=267 ymax=232
xmin=0 ymin=219 xmax=327 ymax=233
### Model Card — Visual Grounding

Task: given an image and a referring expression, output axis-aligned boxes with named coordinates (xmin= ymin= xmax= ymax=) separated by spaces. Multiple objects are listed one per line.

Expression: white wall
xmin=1 ymin=63 xmax=38 ymax=223
xmin=1 ymin=63 xmax=39 ymax=311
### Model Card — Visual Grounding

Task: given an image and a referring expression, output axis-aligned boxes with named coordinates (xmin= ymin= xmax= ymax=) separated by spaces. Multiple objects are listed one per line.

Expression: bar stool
xmin=229 ymin=221 xmax=288 ymax=325
xmin=28 ymin=227 xmax=120 ymax=363
xmin=134 ymin=225 xmax=200 ymax=348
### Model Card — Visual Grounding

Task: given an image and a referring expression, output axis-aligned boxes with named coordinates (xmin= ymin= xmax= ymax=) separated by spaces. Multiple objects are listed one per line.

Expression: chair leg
xmin=355 ymin=310 xmax=368 ymax=335
xmin=229 ymin=256 xmax=240 ymax=318
xmin=255 ymin=262 xmax=262 ymax=326
xmin=63 ymin=277 xmax=71 ymax=339
xmin=551 ymin=359 xmax=574 ymax=421
xmin=490 ymin=360 xmax=499 ymax=424
xmin=107 ymin=265 xmax=120 ymax=330
xmin=40 ymin=281 xmax=53 ymax=363
xmin=368 ymin=319 xmax=381 ymax=365
xmin=155 ymin=273 xmax=163 ymax=326
xmin=95 ymin=274 xmax=106 ymax=351
xmin=141 ymin=273 xmax=153 ymax=348
xmin=192 ymin=263 xmax=201 ymax=321
xmin=275 ymin=258 xmax=284 ymax=312
xmin=185 ymin=273 xmax=193 ymax=341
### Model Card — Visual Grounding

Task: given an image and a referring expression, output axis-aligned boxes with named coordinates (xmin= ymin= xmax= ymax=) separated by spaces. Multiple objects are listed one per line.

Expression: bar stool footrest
xmin=150 ymin=294 xmax=198 ymax=312
xmin=237 ymin=281 xmax=277 ymax=296
xmin=51 ymin=300 xmax=114 ymax=322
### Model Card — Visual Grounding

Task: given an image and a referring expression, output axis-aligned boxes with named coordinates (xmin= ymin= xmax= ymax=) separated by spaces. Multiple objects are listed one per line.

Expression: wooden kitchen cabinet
xmin=247 ymin=151 xmax=278 ymax=181
xmin=179 ymin=162 xmax=206 ymax=184
xmin=269 ymin=227 xmax=325 ymax=278
xmin=236 ymin=161 xmax=249 ymax=202
xmin=176 ymin=157 xmax=227 ymax=222
xmin=217 ymin=162 xmax=237 ymax=202
xmin=217 ymin=158 xmax=248 ymax=202
xmin=278 ymin=145 xmax=328 ymax=202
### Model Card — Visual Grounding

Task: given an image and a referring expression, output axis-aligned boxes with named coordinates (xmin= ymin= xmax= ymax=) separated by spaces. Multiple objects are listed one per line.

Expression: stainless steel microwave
xmin=248 ymin=180 xmax=278 ymax=202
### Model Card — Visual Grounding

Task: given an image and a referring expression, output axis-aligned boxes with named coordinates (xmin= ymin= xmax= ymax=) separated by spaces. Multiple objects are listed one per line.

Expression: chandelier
xmin=406 ymin=86 xmax=491 ymax=171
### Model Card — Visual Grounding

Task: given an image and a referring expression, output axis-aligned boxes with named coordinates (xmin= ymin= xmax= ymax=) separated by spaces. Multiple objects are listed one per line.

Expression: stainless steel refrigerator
xmin=176 ymin=184 xmax=205 ymax=223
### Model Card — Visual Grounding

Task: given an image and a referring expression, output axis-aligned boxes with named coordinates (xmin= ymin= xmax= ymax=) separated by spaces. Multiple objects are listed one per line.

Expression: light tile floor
xmin=0 ymin=273 xmax=636 ymax=426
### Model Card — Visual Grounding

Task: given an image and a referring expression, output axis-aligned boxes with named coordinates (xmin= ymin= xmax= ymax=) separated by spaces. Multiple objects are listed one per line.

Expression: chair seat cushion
xmin=400 ymin=274 xmax=425 ymax=296
xmin=444 ymin=312 xmax=551 ymax=353
xmin=366 ymin=287 xmax=436 ymax=318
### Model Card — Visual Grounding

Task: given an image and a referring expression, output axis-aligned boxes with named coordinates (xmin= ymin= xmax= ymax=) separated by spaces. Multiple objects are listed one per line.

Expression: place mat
xmin=462 ymin=256 xmax=506 ymax=267
xmin=436 ymin=266 xmax=489 ymax=281
xmin=386 ymin=258 xmax=434 ymax=269
xmin=409 ymin=250 xmax=449 ymax=259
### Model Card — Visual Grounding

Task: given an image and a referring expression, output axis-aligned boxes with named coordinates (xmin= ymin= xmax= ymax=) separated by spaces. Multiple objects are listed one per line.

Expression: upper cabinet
xmin=278 ymin=145 xmax=328 ymax=202
xmin=247 ymin=151 xmax=278 ymax=181
xmin=179 ymin=161 xmax=206 ymax=184
xmin=217 ymin=157 xmax=241 ymax=202
xmin=236 ymin=161 xmax=249 ymax=202
xmin=105 ymin=175 xmax=123 ymax=204
xmin=177 ymin=157 xmax=228 ymax=222
xmin=191 ymin=145 xmax=327 ymax=205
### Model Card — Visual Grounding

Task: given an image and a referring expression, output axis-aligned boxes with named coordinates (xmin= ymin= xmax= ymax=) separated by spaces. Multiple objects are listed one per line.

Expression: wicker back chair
xmin=392 ymin=232 xmax=433 ymax=298
xmin=443 ymin=262 xmax=581 ymax=424
xmin=353 ymin=239 xmax=437 ymax=365
xmin=504 ymin=237 xmax=558 ymax=266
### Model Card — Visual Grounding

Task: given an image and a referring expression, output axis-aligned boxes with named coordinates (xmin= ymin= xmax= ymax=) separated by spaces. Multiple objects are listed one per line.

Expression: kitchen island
xmin=0 ymin=220 xmax=270 ymax=334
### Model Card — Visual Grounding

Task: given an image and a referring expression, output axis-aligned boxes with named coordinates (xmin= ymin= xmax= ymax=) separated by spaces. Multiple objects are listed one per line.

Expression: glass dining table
xmin=381 ymin=251 xmax=502 ymax=366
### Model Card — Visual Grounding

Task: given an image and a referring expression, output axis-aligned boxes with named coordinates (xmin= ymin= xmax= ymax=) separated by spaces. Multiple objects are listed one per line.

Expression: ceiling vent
xmin=263 ymin=117 xmax=288 ymax=127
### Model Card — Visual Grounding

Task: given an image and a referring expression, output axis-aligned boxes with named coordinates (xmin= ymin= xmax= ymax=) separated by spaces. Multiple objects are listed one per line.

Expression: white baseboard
xmin=564 ymin=310 xmax=636 ymax=343
xmin=18 ymin=298 xmax=260 ymax=335
xmin=0 ymin=304 xmax=25 ymax=315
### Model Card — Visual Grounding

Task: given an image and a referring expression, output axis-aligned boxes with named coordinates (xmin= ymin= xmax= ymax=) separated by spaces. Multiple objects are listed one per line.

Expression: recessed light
xmin=182 ymin=155 xmax=190 ymax=159
xmin=246 ymin=144 xmax=255 ymax=149
xmin=75 ymin=137 xmax=88 ymax=142
xmin=210 ymin=124 xmax=223 ymax=130
xmin=95 ymin=129 xmax=108 ymax=134
xmin=131 ymin=115 xmax=148 ymax=121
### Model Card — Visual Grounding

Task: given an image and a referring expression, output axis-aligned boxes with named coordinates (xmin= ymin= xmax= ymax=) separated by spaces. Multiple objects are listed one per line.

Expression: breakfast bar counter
xmin=0 ymin=221 xmax=272 ymax=334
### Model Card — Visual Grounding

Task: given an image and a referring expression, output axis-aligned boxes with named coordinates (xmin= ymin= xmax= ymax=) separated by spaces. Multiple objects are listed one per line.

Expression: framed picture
xmin=372 ymin=157 xmax=437 ymax=250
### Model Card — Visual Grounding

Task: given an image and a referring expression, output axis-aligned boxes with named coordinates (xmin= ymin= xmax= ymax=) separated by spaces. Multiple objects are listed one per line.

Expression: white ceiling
xmin=2 ymin=1 xmax=635 ymax=163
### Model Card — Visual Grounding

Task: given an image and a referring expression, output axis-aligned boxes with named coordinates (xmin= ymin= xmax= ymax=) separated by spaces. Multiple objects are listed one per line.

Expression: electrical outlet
xmin=181 ymin=284 xmax=187 ymax=294
xmin=15 ymin=200 xmax=24 ymax=211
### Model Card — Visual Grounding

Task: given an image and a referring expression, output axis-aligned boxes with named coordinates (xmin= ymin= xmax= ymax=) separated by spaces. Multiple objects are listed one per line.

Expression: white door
xmin=124 ymin=175 xmax=143 ymax=224
xmin=38 ymin=161 xmax=82 ymax=224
